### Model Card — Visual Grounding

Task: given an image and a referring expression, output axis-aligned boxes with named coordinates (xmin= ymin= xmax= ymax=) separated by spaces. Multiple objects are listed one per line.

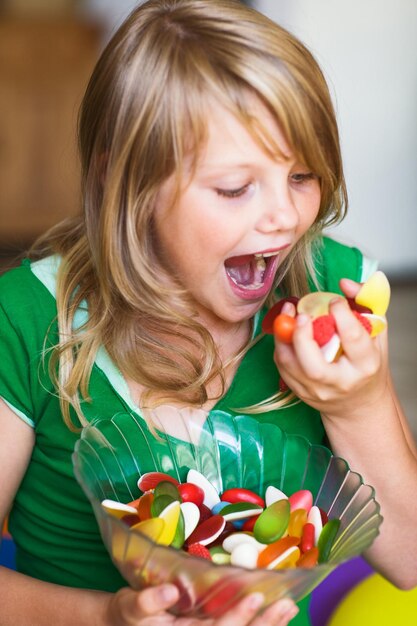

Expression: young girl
xmin=1 ymin=1 xmax=416 ymax=625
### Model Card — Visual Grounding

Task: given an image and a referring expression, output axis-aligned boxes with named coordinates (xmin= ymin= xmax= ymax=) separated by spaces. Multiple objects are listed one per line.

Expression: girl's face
xmin=153 ymin=98 xmax=321 ymax=329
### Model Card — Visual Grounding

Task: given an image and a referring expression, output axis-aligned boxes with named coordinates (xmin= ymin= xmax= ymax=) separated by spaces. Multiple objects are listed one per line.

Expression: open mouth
xmin=224 ymin=251 xmax=280 ymax=300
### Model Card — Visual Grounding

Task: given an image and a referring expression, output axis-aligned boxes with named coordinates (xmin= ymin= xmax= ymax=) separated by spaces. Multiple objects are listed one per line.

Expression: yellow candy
xmin=157 ymin=501 xmax=181 ymax=545
xmin=130 ymin=517 xmax=165 ymax=542
xmin=101 ymin=499 xmax=137 ymax=519
xmin=355 ymin=271 xmax=390 ymax=316
xmin=363 ymin=314 xmax=387 ymax=338
xmin=288 ymin=509 xmax=308 ymax=538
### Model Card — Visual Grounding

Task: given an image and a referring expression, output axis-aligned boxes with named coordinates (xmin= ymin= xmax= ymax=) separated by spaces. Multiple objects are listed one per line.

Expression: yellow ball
xmin=329 ymin=573 xmax=417 ymax=626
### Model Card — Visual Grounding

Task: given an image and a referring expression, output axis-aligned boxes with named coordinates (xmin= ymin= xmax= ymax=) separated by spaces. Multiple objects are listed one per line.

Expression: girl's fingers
xmin=111 ymin=585 xmax=179 ymax=623
xmin=339 ymin=277 xmax=361 ymax=298
xmin=290 ymin=314 xmax=328 ymax=380
xmin=216 ymin=592 xmax=264 ymax=626
xmin=252 ymin=598 xmax=299 ymax=625
xmin=329 ymin=298 xmax=378 ymax=364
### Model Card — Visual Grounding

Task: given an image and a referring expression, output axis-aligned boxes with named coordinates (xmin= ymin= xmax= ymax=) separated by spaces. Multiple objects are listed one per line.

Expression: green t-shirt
xmin=0 ymin=236 xmax=371 ymax=625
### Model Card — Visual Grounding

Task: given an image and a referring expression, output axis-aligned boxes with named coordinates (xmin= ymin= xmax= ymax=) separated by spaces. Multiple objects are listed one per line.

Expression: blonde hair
xmin=31 ymin=0 xmax=347 ymax=428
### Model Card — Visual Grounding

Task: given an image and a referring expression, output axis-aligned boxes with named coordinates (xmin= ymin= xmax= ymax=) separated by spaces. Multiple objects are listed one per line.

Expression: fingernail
xmin=159 ymin=585 xmax=177 ymax=602
xmin=285 ymin=606 xmax=299 ymax=620
xmin=247 ymin=592 xmax=264 ymax=610
xmin=277 ymin=599 xmax=296 ymax=614
xmin=281 ymin=302 xmax=293 ymax=314
xmin=296 ymin=314 xmax=309 ymax=327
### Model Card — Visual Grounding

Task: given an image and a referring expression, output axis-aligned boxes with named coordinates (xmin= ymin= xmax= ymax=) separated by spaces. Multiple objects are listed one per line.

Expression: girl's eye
xmin=216 ymin=184 xmax=250 ymax=198
xmin=291 ymin=172 xmax=317 ymax=184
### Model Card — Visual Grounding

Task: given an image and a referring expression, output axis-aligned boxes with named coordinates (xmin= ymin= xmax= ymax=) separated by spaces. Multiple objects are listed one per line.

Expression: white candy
xmin=223 ymin=532 xmax=265 ymax=554
xmin=307 ymin=506 xmax=323 ymax=545
xmin=180 ymin=501 xmax=200 ymax=540
xmin=187 ymin=469 xmax=220 ymax=509
xmin=320 ymin=334 xmax=341 ymax=363
xmin=101 ymin=499 xmax=137 ymax=516
xmin=265 ymin=485 xmax=288 ymax=507
xmin=230 ymin=542 xmax=259 ymax=569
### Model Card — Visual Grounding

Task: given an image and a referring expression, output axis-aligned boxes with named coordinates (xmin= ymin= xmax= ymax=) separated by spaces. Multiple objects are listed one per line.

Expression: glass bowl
xmin=72 ymin=408 xmax=382 ymax=618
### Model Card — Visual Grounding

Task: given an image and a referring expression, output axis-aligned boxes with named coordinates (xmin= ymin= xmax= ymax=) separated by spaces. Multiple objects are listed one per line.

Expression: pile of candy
xmin=102 ymin=470 xmax=341 ymax=571
xmin=262 ymin=271 xmax=390 ymax=363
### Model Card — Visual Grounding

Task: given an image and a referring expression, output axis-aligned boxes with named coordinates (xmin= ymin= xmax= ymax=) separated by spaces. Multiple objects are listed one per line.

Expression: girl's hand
xmin=105 ymin=585 xmax=298 ymax=625
xmin=274 ymin=292 xmax=389 ymax=420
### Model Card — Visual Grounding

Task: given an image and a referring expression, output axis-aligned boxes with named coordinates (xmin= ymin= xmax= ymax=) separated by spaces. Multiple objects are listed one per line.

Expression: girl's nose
xmin=255 ymin=184 xmax=298 ymax=233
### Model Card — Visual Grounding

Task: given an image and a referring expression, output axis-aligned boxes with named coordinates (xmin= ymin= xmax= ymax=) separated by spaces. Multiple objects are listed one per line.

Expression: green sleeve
xmin=0 ymin=302 xmax=35 ymax=426
xmin=0 ymin=264 xmax=57 ymax=428
xmin=313 ymin=236 xmax=366 ymax=293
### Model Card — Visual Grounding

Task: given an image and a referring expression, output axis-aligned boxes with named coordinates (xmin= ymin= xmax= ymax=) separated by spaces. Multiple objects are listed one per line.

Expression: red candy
xmin=261 ymin=297 xmax=299 ymax=334
xmin=273 ymin=314 xmax=296 ymax=344
xmin=108 ymin=470 xmax=341 ymax=573
xmin=288 ymin=489 xmax=313 ymax=513
xmin=352 ymin=310 xmax=372 ymax=334
xmin=300 ymin=522 xmax=315 ymax=553
xmin=178 ymin=482 xmax=205 ymax=507
xmin=138 ymin=471 xmax=179 ymax=492
xmin=220 ymin=488 xmax=265 ymax=508
xmin=187 ymin=543 xmax=212 ymax=560
xmin=187 ymin=515 xmax=226 ymax=547
xmin=312 ymin=315 xmax=336 ymax=347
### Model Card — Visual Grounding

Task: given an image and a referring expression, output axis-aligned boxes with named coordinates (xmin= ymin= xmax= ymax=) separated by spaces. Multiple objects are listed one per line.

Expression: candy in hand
xmin=264 ymin=271 xmax=390 ymax=361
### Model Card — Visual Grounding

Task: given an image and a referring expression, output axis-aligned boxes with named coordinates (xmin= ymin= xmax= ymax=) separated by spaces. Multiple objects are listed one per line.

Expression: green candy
xmin=170 ymin=509 xmax=185 ymax=549
xmin=318 ymin=518 xmax=341 ymax=563
xmin=151 ymin=494 xmax=175 ymax=517
xmin=209 ymin=546 xmax=231 ymax=565
xmin=253 ymin=499 xmax=290 ymax=544
xmin=153 ymin=480 xmax=181 ymax=502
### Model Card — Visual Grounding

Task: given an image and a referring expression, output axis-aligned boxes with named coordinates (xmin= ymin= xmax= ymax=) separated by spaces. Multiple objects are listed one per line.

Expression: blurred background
xmin=0 ymin=0 xmax=415 ymax=439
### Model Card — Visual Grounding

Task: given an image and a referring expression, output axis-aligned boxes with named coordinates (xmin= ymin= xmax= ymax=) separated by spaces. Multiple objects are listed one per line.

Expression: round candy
xmin=230 ymin=541 xmax=259 ymax=569
xmin=178 ymin=482 xmax=205 ymax=507
xmin=223 ymin=532 xmax=264 ymax=554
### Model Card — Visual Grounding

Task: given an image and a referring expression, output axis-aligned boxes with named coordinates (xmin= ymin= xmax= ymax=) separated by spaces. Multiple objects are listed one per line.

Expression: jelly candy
xmin=230 ymin=541 xmax=259 ymax=569
xmin=288 ymin=490 xmax=313 ymax=513
xmin=257 ymin=536 xmax=300 ymax=569
xmin=178 ymin=482 xmax=205 ymax=507
xmin=220 ymin=502 xmax=263 ymax=522
xmin=187 ymin=469 xmax=220 ymax=509
xmin=318 ymin=518 xmax=341 ymax=563
xmin=158 ymin=501 xmax=181 ymax=546
xmin=220 ymin=487 xmax=265 ymax=508
xmin=137 ymin=471 xmax=179 ymax=492
xmin=288 ymin=508 xmax=308 ymax=538
xmin=253 ymin=499 xmax=290 ymax=544
xmin=186 ymin=514 xmax=226 ymax=546
xmin=180 ymin=501 xmax=201 ymax=540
